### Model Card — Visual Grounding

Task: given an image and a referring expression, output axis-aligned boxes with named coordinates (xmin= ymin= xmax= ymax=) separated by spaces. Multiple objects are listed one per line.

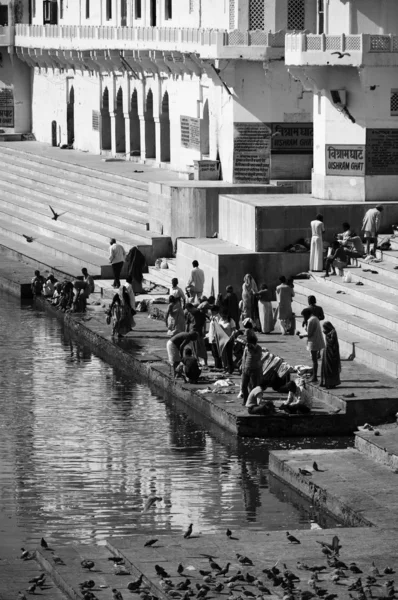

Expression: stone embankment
xmin=1 ymin=254 xmax=398 ymax=438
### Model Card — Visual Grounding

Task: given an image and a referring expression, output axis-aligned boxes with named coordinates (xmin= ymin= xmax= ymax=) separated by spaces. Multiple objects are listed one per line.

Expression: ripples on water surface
xmin=0 ymin=290 xmax=350 ymax=555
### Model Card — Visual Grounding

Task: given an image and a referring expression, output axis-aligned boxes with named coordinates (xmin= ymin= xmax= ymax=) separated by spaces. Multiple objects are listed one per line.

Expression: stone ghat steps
xmin=145 ymin=259 xmax=177 ymax=290
xmin=0 ymin=207 xmax=165 ymax=261
xmin=293 ymin=292 xmax=398 ymax=378
xmin=0 ymin=222 xmax=106 ymax=275
xmin=294 ymin=310 xmax=398 ymax=380
xmin=0 ymin=152 xmax=149 ymax=213
xmin=355 ymin=429 xmax=398 ymax=473
xmin=0 ymin=174 xmax=149 ymax=226
xmin=269 ymin=446 xmax=398 ymax=527
xmin=294 ymin=278 xmax=398 ymax=333
xmin=0 ymin=144 xmax=149 ymax=192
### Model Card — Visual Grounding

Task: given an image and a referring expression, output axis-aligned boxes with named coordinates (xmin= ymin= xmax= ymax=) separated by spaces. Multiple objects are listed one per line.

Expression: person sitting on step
xmin=280 ymin=380 xmax=311 ymax=414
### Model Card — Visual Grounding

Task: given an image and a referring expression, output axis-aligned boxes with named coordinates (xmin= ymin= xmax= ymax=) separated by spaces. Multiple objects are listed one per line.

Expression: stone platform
xmin=269 ymin=426 xmax=398 ymax=527
xmin=29 ymin=528 xmax=398 ymax=600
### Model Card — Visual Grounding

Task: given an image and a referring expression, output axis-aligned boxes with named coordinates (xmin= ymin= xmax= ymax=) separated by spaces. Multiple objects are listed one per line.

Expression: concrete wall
xmin=311 ymin=65 xmax=398 ymax=201
xmin=176 ymin=238 xmax=310 ymax=300
xmin=148 ymin=181 xmax=288 ymax=241
xmin=327 ymin=0 xmax=398 ymax=35
xmin=218 ymin=194 xmax=398 ymax=252
xmin=0 ymin=52 xmax=31 ymax=133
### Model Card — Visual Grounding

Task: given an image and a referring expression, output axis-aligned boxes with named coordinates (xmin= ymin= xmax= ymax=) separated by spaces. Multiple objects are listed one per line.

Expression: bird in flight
xmin=23 ymin=234 xmax=36 ymax=243
xmin=49 ymin=205 xmax=68 ymax=221
xmin=331 ymin=52 xmax=351 ymax=58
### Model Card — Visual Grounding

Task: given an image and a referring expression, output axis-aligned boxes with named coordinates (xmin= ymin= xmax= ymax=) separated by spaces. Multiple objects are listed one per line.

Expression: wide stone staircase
xmin=293 ymin=240 xmax=398 ymax=379
xmin=0 ymin=144 xmax=172 ymax=278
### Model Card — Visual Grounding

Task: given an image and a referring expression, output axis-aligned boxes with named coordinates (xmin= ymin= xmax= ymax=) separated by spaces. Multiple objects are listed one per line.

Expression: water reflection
xmin=0 ymin=291 xmax=347 ymax=559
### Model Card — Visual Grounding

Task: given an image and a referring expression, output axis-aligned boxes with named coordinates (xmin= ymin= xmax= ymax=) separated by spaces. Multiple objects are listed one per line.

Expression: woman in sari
xmin=256 ymin=283 xmax=273 ymax=333
xmin=110 ymin=286 xmax=133 ymax=338
xmin=241 ymin=274 xmax=258 ymax=323
xmin=165 ymin=296 xmax=185 ymax=336
xmin=320 ymin=321 xmax=341 ymax=388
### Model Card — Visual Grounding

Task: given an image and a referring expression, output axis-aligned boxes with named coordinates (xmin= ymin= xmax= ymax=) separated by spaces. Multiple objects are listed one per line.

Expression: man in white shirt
xmin=109 ymin=238 xmax=126 ymax=288
xmin=186 ymin=260 xmax=205 ymax=303
xmin=299 ymin=307 xmax=325 ymax=382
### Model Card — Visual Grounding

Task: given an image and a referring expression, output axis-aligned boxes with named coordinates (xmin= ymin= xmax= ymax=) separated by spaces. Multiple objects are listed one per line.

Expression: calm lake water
xmin=0 ymin=290 xmax=350 ymax=558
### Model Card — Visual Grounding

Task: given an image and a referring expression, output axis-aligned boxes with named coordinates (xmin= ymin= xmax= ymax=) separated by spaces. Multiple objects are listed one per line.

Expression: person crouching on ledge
xmin=175 ymin=347 xmax=202 ymax=384
xmin=280 ymin=381 xmax=311 ymax=414
xmin=245 ymin=386 xmax=276 ymax=416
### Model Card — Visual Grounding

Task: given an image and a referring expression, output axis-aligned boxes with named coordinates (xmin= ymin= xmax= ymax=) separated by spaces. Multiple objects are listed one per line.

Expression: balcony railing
xmin=14 ymin=24 xmax=285 ymax=56
xmin=0 ymin=25 xmax=15 ymax=46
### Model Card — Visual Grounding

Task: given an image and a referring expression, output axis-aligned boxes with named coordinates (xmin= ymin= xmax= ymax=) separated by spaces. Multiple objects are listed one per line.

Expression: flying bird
xmin=331 ymin=52 xmax=351 ymax=58
xmin=183 ymin=524 xmax=193 ymax=538
xmin=23 ymin=234 xmax=36 ymax=243
xmin=49 ymin=205 xmax=68 ymax=221
xmin=286 ymin=532 xmax=301 ymax=544
xmin=144 ymin=539 xmax=158 ymax=547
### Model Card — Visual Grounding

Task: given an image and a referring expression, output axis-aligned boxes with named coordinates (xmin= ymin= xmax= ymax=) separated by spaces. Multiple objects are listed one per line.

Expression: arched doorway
xmin=101 ymin=87 xmax=111 ymax=151
xmin=51 ymin=120 xmax=57 ymax=147
xmin=144 ymin=89 xmax=155 ymax=159
xmin=130 ymin=89 xmax=141 ymax=156
xmin=160 ymin=91 xmax=170 ymax=162
xmin=201 ymin=99 xmax=210 ymax=156
xmin=115 ymin=86 xmax=126 ymax=153
xmin=67 ymin=85 xmax=75 ymax=146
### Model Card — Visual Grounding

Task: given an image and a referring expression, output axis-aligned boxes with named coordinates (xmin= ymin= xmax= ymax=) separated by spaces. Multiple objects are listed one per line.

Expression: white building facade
xmin=286 ymin=0 xmax=398 ymax=201
xmin=0 ymin=0 xmax=315 ymax=183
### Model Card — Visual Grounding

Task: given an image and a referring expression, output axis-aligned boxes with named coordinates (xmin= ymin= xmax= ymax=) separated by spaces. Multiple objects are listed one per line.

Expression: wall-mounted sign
xmin=326 ymin=145 xmax=366 ymax=176
xmin=269 ymin=123 xmax=313 ymax=153
xmin=92 ymin=110 xmax=100 ymax=132
xmin=180 ymin=115 xmax=201 ymax=151
xmin=366 ymin=129 xmax=398 ymax=176
xmin=0 ymin=87 xmax=14 ymax=128
xmin=233 ymin=122 xmax=271 ymax=183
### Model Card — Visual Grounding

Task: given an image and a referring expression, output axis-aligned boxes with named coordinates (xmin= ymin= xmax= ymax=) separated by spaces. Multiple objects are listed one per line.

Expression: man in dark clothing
xmin=308 ymin=295 xmax=325 ymax=321
xmin=223 ymin=285 xmax=240 ymax=328
xmin=31 ymin=270 xmax=45 ymax=296
xmin=176 ymin=348 xmax=202 ymax=383
xmin=325 ymin=241 xmax=348 ymax=276
xmin=166 ymin=331 xmax=199 ymax=374
xmin=185 ymin=303 xmax=208 ymax=366
xmin=125 ymin=246 xmax=146 ymax=293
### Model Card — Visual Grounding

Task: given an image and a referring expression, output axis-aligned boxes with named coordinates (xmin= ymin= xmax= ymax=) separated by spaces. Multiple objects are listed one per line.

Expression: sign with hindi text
xmin=0 ymin=87 xmax=14 ymax=128
xmin=233 ymin=122 xmax=271 ymax=183
xmin=326 ymin=145 xmax=366 ymax=176
xmin=366 ymin=129 xmax=398 ymax=176
xmin=180 ymin=115 xmax=201 ymax=151
xmin=270 ymin=123 xmax=313 ymax=153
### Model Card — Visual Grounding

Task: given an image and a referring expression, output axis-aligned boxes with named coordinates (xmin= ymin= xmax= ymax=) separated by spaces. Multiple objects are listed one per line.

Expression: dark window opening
xmin=85 ymin=0 xmax=90 ymax=19
xmin=43 ymin=0 xmax=58 ymax=25
xmin=60 ymin=0 xmax=64 ymax=19
xmin=165 ymin=0 xmax=172 ymax=20
xmin=135 ymin=0 xmax=141 ymax=18
xmin=106 ymin=0 xmax=112 ymax=20
xmin=317 ymin=0 xmax=324 ymax=34
xmin=0 ymin=5 xmax=8 ymax=25
xmin=150 ymin=0 xmax=156 ymax=26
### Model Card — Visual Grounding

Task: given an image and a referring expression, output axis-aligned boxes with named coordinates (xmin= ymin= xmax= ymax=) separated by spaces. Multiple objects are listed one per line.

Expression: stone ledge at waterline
xmin=1 ymin=257 xmax=398 ymax=438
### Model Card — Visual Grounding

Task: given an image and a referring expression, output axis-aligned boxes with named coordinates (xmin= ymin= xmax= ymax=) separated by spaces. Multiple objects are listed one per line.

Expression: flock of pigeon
xmin=17 ymin=527 xmax=397 ymax=600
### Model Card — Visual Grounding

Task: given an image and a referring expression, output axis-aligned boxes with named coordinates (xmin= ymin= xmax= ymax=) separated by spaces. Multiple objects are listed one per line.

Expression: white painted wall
xmin=31 ymin=69 xmax=68 ymax=145
xmin=327 ymin=0 xmax=398 ymax=35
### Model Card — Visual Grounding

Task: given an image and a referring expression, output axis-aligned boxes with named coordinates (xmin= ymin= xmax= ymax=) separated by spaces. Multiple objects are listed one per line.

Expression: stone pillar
xmin=110 ymin=113 xmax=117 ymax=155
xmin=154 ymin=116 xmax=161 ymax=164
xmin=137 ymin=81 xmax=147 ymax=160
xmin=122 ymin=76 xmax=131 ymax=159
